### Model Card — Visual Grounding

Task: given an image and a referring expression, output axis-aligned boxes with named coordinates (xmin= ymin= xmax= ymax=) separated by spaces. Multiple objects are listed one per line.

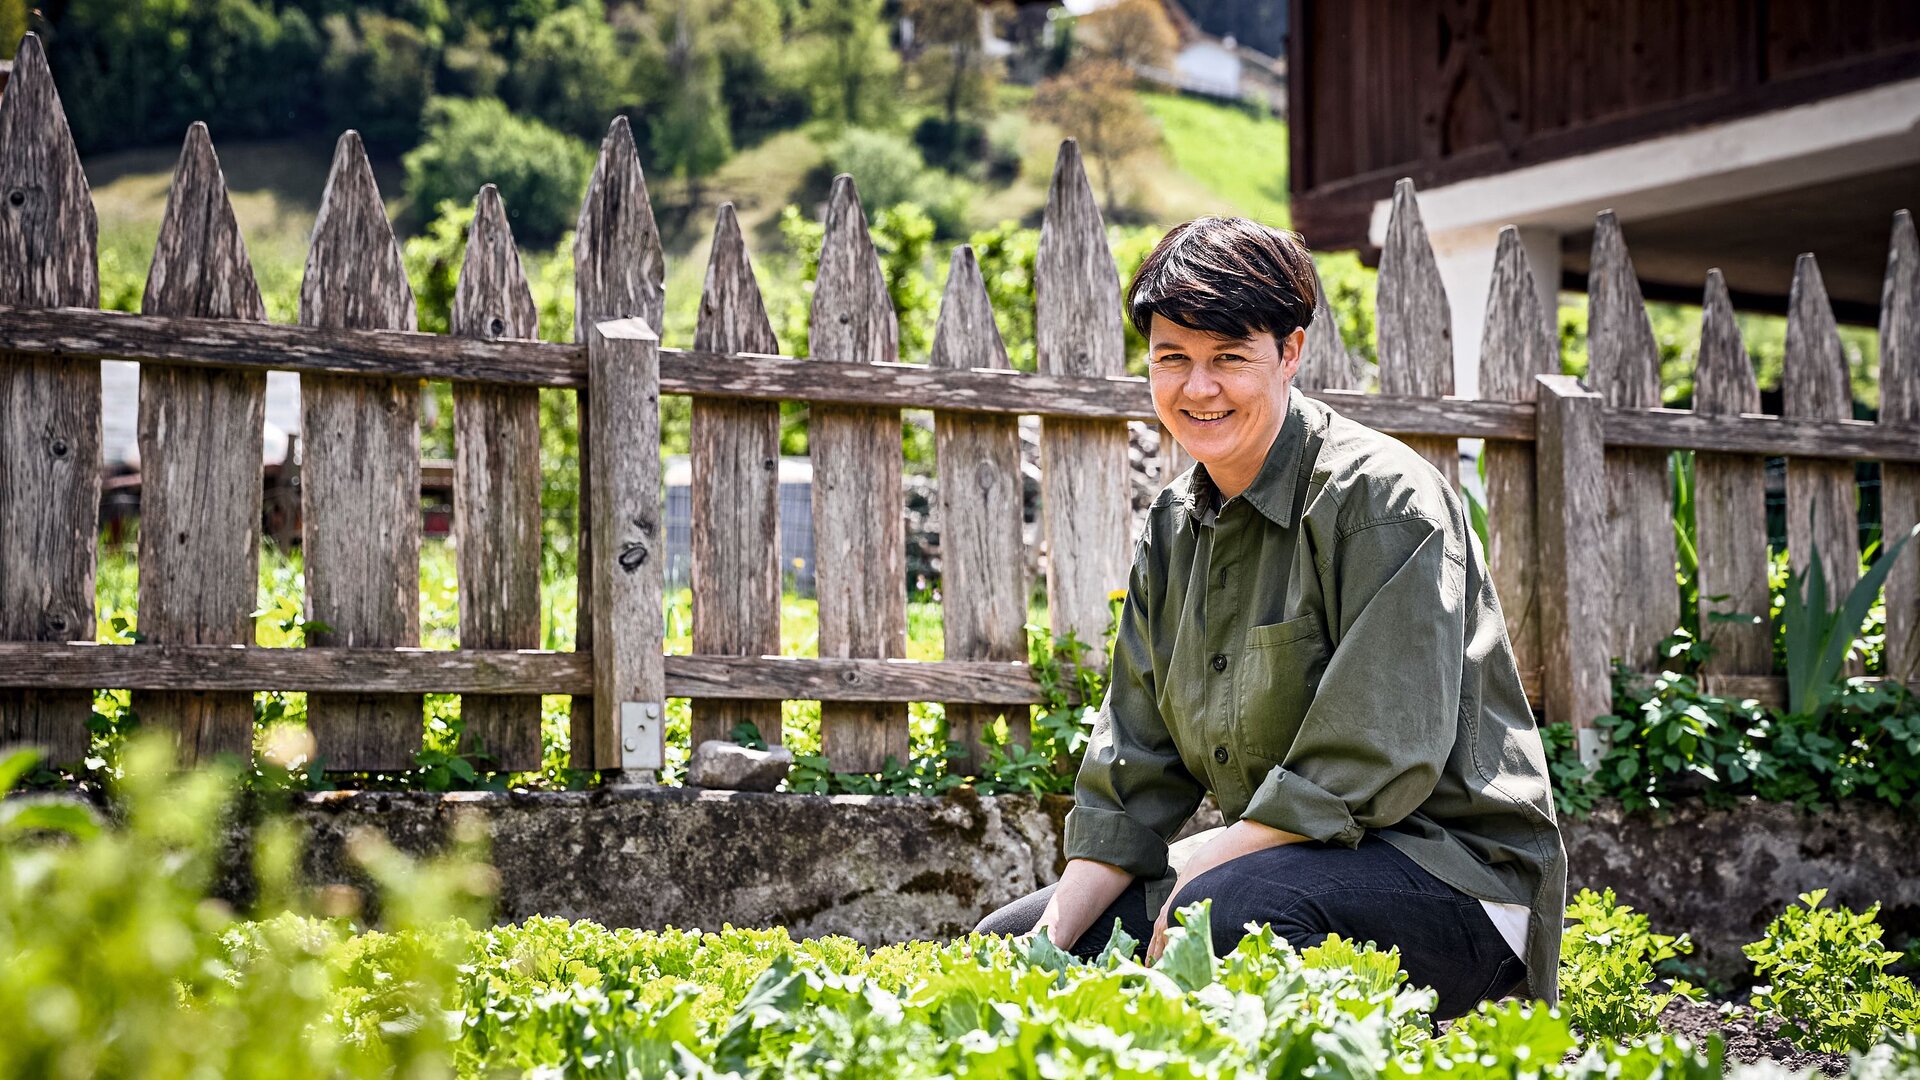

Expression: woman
xmin=976 ymin=217 xmax=1566 ymax=1019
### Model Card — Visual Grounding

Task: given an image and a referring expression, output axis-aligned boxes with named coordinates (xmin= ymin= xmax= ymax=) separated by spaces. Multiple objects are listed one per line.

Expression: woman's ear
xmin=1279 ymin=326 xmax=1307 ymax=378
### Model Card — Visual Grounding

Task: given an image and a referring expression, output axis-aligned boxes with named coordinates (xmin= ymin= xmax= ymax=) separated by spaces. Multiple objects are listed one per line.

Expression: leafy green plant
xmin=1783 ymin=521 xmax=1917 ymax=722
xmin=1744 ymin=888 xmax=1920 ymax=1053
xmin=1559 ymin=887 xmax=1704 ymax=1040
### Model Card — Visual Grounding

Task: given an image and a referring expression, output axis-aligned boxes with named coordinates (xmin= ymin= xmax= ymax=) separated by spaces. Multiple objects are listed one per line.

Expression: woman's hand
xmin=1146 ymin=819 xmax=1303 ymax=963
xmin=1033 ymin=858 xmax=1134 ymax=952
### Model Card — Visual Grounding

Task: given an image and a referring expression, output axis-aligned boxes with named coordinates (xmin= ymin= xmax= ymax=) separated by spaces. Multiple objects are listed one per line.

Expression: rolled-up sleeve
xmin=1062 ymin=537 xmax=1205 ymax=879
xmin=1242 ymin=513 xmax=1464 ymax=847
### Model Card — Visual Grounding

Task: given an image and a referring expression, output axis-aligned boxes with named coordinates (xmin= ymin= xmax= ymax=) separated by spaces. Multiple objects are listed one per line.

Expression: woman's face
xmin=1147 ymin=314 xmax=1305 ymax=495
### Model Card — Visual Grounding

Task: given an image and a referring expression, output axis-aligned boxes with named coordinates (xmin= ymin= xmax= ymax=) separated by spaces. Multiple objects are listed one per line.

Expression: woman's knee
xmin=973 ymin=884 xmax=1055 ymax=937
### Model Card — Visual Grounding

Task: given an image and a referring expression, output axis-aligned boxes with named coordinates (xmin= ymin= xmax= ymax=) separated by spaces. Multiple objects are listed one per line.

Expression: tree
xmin=652 ymin=0 xmax=734 ymax=205
xmin=793 ymin=0 xmax=898 ymax=129
xmin=1030 ymin=58 xmax=1159 ymax=214
xmin=320 ymin=11 xmax=437 ymax=150
xmin=1075 ymin=0 xmax=1177 ymax=72
xmin=505 ymin=5 xmax=631 ymax=140
xmin=904 ymin=0 xmax=995 ymax=131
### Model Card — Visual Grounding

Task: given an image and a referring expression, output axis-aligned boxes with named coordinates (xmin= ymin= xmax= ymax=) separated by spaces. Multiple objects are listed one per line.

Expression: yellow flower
xmin=1107 ymin=588 xmax=1126 ymax=602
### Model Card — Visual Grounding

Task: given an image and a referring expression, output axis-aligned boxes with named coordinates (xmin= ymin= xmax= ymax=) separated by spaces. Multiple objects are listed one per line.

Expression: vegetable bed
xmin=6 ymin=742 xmax=1919 ymax=1079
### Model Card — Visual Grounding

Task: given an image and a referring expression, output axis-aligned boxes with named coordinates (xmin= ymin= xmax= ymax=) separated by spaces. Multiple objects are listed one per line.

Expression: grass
xmin=1139 ymin=91 xmax=1290 ymax=228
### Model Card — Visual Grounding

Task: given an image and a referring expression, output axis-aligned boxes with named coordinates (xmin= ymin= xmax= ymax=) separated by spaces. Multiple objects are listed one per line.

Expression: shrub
xmin=823 ymin=128 xmax=932 ymax=213
xmin=912 ymin=114 xmax=986 ymax=173
xmin=1559 ymin=887 xmax=1704 ymax=1041
xmin=1745 ymin=889 xmax=1920 ymax=1052
xmin=402 ymin=97 xmax=592 ymax=247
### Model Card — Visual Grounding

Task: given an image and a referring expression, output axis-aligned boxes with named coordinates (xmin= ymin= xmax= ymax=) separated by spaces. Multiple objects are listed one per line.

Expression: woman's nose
xmin=1184 ymin=364 xmax=1220 ymax=399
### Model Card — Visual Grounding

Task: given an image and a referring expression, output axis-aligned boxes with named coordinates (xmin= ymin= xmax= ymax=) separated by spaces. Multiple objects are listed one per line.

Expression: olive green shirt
xmin=1062 ymin=387 xmax=1567 ymax=1002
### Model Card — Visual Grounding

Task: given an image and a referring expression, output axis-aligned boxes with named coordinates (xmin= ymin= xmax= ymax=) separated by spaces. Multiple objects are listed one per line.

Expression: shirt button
xmin=1211 ymin=653 xmax=1228 ymax=672
xmin=1214 ymin=745 xmax=1230 ymax=764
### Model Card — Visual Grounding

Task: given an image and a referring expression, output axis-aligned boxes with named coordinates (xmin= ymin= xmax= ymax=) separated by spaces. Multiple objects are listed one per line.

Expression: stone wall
xmin=216 ymin=788 xmax=1919 ymax=980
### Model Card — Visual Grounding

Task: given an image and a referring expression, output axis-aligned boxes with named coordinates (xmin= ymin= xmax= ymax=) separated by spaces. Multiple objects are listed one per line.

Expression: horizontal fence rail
xmin=4 ymin=304 xmax=1917 ymax=462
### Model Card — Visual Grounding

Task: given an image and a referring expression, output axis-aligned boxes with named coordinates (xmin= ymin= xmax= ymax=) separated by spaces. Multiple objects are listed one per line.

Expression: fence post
xmin=1692 ymin=270 xmax=1773 ymax=677
xmin=298 ymin=131 xmax=422 ymax=772
xmin=572 ymin=117 xmax=664 ymax=770
xmin=588 ymin=317 xmax=664 ymax=780
xmin=451 ymin=184 xmax=544 ymax=771
xmin=690 ymin=203 xmax=784 ymax=748
xmin=932 ymin=245 xmax=1029 ymax=768
xmin=1881 ymin=211 xmax=1919 ymax=689
xmin=810 ymin=176 xmax=909 ymax=773
xmin=1036 ymin=140 xmax=1131 ymax=674
xmin=1535 ymin=373 xmax=1611 ymax=767
xmin=1478 ymin=226 xmax=1557 ymax=688
xmin=0 ymin=34 xmax=98 ymax=763
xmin=1586 ymin=211 xmax=1676 ymax=672
xmin=136 ymin=122 xmax=266 ymax=764
xmin=1784 ymin=254 xmax=1863 ymax=625
xmin=1377 ymin=179 xmax=1459 ymax=487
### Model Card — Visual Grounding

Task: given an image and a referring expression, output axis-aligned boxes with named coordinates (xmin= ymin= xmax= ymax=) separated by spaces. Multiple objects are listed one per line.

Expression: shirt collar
xmin=1179 ymin=386 xmax=1313 ymax=529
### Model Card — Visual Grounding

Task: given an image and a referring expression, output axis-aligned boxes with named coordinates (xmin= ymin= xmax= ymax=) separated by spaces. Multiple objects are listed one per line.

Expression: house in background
xmin=1054 ymin=0 xmax=1288 ymax=111
xmin=1287 ymin=0 xmax=1920 ymax=398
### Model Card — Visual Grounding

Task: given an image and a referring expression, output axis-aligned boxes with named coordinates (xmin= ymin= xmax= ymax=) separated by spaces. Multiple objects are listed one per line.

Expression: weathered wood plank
xmin=451 ymin=184 xmax=542 ymax=771
xmin=0 ymin=33 xmax=99 ymax=763
xmin=571 ymin=117 xmax=664 ymax=770
xmin=1587 ymin=211 xmax=1677 ymax=670
xmin=135 ymin=122 xmax=265 ymax=764
xmin=300 ymin=132 xmax=422 ymax=772
xmin=1783 ymin=254 xmax=1862 ymax=619
xmin=1534 ymin=374 xmax=1611 ymax=766
xmin=809 ymin=175 xmax=909 ymax=773
xmin=1692 ymin=270 xmax=1772 ymax=676
xmin=690 ymin=203 xmax=783 ymax=747
xmin=1477 ymin=227 xmax=1556 ymax=685
xmin=0 ymin=645 xmax=1065 ymax=704
xmin=587 ymin=318 xmax=665 ymax=778
xmin=932 ymin=244 xmax=1029 ymax=770
xmin=1297 ymin=259 xmax=1363 ymax=393
xmin=1597 ymin=408 xmax=1916 ymax=462
xmin=1037 ymin=140 xmax=1132 ymax=672
xmin=1881 ymin=211 xmax=1919 ymax=687
xmin=1376 ymin=179 xmax=1459 ymax=485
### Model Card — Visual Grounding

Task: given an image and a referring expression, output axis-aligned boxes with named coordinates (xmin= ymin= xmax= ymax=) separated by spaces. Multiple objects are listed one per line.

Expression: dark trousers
xmin=974 ymin=835 xmax=1525 ymax=1020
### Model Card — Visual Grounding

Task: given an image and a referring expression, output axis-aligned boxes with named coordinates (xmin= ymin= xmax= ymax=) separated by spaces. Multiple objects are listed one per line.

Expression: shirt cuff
xmin=1062 ymin=805 xmax=1169 ymax=878
xmin=1242 ymin=767 xmax=1366 ymax=848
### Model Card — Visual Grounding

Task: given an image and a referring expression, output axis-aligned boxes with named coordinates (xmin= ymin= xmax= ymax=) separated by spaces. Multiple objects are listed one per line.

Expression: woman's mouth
xmin=1183 ymin=409 xmax=1232 ymax=423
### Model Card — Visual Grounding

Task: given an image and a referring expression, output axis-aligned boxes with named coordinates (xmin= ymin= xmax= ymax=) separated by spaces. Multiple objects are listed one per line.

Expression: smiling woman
xmin=975 ymin=217 xmax=1567 ymax=1021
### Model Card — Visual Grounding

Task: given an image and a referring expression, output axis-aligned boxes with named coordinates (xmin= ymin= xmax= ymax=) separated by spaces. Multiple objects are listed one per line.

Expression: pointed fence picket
xmin=298 ymin=131 xmax=424 ymax=772
xmin=450 ymin=184 xmax=544 ymax=772
xmin=1377 ymin=179 xmax=1460 ymax=487
xmin=1785 ymin=255 xmax=1864 ymax=607
xmin=1692 ymin=271 xmax=1773 ymax=678
xmin=1586 ymin=212 xmax=1678 ymax=673
xmin=134 ymin=123 xmax=266 ymax=764
xmin=689 ymin=203 xmax=783 ymax=749
xmin=933 ymin=246 xmax=1030 ymax=769
xmin=571 ymin=117 xmax=664 ymax=771
xmin=0 ymin=34 xmax=98 ymax=763
xmin=1036 ymin=141 xmax=1133 ymax=676
xmin=1882 ymin=213 xmax=1920 ymax=689
xmin=1478 ymin=227 xmax=1557 ymax=684
xmin=2 ymin=32 xmax=1917 ymax=783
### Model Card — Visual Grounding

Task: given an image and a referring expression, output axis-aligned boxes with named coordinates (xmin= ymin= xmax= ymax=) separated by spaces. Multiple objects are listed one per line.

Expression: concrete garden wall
xmin=216 ymin=788 xmax=1920 ymax=980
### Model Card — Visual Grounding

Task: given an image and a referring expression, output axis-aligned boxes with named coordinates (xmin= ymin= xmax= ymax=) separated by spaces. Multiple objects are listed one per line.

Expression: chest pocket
xmin=1236 ymin=613 xmax=1330 ymax=760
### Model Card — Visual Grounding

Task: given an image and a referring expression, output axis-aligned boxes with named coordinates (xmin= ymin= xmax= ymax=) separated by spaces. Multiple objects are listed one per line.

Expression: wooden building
xmin=1288 ymin=0 xmax=1920 ymax=394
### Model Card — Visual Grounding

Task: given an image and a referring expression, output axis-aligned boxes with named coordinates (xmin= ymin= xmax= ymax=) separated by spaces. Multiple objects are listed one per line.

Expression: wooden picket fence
xmin=0 ymin=34 xmax=1915 ymax=777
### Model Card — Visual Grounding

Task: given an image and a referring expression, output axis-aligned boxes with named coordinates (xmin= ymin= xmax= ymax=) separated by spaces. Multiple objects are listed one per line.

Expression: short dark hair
xmin=1125 ymin=217 xmax=1316 ymax=343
